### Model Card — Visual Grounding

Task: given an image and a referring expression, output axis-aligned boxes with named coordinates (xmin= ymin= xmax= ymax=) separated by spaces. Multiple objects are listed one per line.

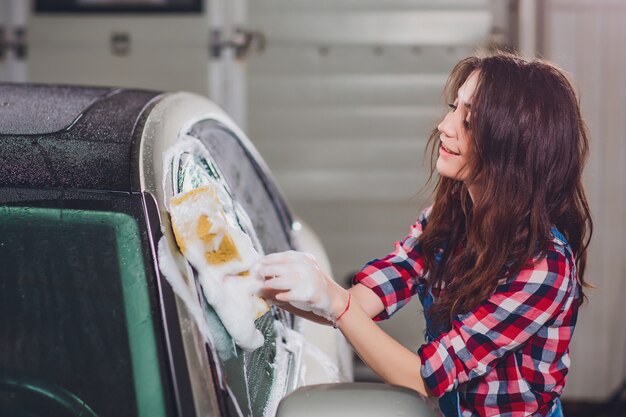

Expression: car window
xmin=0 ymin=205 xmax=168 ymax=417
xmin=171 ymin=120 xmax=296 ymax=417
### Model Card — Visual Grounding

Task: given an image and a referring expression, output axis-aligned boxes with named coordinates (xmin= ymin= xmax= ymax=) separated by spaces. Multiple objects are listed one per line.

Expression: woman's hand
xmin=258 ymin=250 xmax=348 ymax=323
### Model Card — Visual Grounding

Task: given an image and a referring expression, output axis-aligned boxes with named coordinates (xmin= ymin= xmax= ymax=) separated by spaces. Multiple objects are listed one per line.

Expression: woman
xmin=258 ymin=52 xmax=592 ymax=417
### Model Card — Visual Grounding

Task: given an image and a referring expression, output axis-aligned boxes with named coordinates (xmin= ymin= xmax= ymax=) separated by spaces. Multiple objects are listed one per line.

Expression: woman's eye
xmin=448 ymin=103 xmax=457 ymax=111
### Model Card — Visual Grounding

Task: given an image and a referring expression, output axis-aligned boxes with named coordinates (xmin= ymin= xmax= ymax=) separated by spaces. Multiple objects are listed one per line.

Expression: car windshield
xmin=0 ymin=205 xmax=168 ymax=417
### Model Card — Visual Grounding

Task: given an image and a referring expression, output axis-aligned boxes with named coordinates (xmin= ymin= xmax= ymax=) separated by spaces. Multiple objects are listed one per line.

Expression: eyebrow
xmin=454 ymin=93 xmax=472 ymax=109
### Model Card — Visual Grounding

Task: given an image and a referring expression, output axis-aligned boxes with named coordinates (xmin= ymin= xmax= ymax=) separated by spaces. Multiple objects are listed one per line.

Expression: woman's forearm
xmin=334 ymin=287 xmax=433 ymax=397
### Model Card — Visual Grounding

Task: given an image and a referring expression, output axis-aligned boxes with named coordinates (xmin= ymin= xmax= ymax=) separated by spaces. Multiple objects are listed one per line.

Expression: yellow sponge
xmin=169 ymin=185 xmax=269 ymax=319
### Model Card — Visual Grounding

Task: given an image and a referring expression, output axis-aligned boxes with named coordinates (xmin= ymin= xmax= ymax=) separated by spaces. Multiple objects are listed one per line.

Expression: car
xmin=0 ymin=83 xmax=436 ymax=417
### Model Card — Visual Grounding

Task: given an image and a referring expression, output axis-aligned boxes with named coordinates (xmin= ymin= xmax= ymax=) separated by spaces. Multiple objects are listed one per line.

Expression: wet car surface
xmin=0 ymin=84 xmax=323 ymax=417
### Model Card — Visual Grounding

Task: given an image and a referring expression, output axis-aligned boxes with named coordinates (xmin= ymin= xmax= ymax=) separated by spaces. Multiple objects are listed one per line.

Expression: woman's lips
xmin=439 ymin=143 xmax=460 ymax=156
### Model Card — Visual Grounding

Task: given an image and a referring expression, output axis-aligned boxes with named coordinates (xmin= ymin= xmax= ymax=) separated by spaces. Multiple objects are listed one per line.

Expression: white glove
xmin=258 ymin=250 xmax=346 ymax=322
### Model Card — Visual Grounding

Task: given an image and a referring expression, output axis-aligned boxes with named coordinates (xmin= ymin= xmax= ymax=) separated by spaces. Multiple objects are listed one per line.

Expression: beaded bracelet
xmin=333 ymin=293 xmax=352 ymax=328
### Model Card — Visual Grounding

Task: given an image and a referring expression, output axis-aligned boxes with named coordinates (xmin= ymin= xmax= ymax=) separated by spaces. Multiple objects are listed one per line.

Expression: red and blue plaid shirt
xmin=353 ymin=206 xmax=580 ymax=417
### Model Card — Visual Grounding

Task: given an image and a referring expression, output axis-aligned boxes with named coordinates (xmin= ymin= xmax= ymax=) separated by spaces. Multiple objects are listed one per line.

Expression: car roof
xmin=0 ymin=83 xmax=163 ymax=192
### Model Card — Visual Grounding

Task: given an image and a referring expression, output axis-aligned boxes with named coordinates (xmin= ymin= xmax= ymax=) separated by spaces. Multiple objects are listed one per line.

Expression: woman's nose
xmin=437 ymin=112 xmax=455 ymax=138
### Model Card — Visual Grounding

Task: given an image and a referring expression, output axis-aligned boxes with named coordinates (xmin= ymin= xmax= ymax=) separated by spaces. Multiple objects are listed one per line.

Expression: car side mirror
xmin=276 ymin=382 xmax=438 ymax=417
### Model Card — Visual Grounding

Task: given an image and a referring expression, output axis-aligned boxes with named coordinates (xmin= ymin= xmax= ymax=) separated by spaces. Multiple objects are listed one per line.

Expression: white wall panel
xmin=249 ymin=74 xmax=448 ymax=106
xmin=251 ymin=106 xmax=438 ymax=137
xmin=27 ymin=14 xmax=210 ymax=93
xmin=252 ymin=11 xmax=491 ymax=46
xmin=262 ymin=137 xmax=428 ymax=172
xmin=542 ymin=0 xmax=626 ymax=401
xmin=250 ymin=44 xmax=478 ymax=75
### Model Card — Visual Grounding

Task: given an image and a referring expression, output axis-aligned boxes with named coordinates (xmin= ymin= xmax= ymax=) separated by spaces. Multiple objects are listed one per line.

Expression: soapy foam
xmin=162 ymin=135 xmax=269 ymax=351
xmin=169 ymin=185 xmax=267 ymax=351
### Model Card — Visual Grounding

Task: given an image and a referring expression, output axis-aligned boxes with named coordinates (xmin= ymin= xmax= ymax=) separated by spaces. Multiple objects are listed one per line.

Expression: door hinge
xmin=0 ymin=25 xmax=27 ymax=61
xmin=210 ymin=28 xmax=266 ymax=60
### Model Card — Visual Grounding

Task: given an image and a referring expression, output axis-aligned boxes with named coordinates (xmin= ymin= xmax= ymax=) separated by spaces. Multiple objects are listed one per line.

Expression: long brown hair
xmin=421 ymin=52 xmax=593 ymax=329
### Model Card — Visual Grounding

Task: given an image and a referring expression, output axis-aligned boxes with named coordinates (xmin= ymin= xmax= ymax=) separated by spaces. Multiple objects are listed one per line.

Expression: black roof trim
xmin=0 ymin=84 xmax=163 ymax=192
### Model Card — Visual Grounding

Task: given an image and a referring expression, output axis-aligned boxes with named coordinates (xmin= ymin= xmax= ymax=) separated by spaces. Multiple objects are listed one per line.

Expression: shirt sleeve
xmin=417 ymin=246 xmax=577 ymax=397
xmin=351 ymin=206 xmax=432 ymax=321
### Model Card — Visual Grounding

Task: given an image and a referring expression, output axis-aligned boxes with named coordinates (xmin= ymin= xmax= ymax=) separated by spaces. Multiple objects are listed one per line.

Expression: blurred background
xmin=0 ymin=0 xmax=624 ymax=415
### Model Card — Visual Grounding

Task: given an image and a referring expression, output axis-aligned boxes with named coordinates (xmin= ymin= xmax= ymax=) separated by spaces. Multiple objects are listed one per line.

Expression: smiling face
xmin=436 ymin=70 xmax=479 ymax=184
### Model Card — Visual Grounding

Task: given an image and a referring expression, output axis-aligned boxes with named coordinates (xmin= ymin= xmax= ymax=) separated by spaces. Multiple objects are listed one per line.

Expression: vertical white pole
xmin=519 ymin=0 xmax=537 ymax=58
xmin=209 ymin=0 xmax=247 ymax=129
xmin=0 ymin=0 xmax=6 ymax=81
xmin=209 ymin=0 xmax=225 ymax=107
xmin=8 ymin=0 xmax=28 ymax=82
xmin=222 ymin=0 xmax=235 ymax=122
xmin=230 ymin=0 xmax=247 ymax=130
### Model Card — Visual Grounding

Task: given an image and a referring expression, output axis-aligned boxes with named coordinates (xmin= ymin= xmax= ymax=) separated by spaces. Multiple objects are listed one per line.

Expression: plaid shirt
xmin=353 ymin=207 xmax=580 ymax=417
